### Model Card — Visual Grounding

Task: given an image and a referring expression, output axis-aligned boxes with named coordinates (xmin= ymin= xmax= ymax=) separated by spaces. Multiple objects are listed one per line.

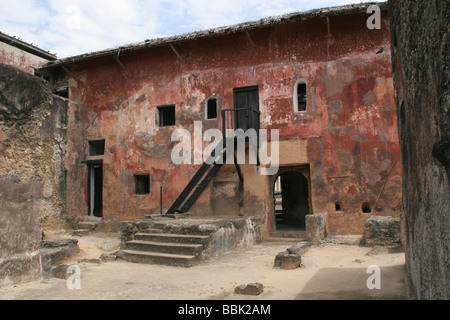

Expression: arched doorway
xmin=273 ymin=171 xmax=309 ymax=231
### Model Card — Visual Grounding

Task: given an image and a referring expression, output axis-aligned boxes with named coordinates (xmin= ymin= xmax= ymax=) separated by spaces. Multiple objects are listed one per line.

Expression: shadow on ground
xmin=296 ymin=264 xmax=409 ymax=300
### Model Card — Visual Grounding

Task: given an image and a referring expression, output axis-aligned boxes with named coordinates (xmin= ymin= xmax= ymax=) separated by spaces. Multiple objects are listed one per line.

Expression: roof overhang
xmin=41 ymin=1 xmax=387 ymax=70
xmin=0 ymin=32 xmax=57 ymax=61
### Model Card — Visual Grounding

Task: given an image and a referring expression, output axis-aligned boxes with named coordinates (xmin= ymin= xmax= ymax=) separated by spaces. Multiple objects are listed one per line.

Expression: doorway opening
xmin=88 ymin=162 xmax=103 ymax=218
xmin=233 ymin=85 xmax=260 ymax=131
xmin=273 ymin=170 xmax=310 ymax=232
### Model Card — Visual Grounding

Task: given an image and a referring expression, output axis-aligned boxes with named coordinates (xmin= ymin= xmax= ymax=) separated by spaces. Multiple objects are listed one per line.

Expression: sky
xmin=0 ymin=0 xmax=385 ymax=59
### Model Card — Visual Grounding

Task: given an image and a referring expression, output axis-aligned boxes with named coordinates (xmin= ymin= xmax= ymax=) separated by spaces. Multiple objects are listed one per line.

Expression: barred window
xmin=135 ymin=175 xmax=150 ymax=195
xmin=89 ymin=140 xmax=105 ymax=156
xmin=158 ymin=105 xmax=176 ymax=127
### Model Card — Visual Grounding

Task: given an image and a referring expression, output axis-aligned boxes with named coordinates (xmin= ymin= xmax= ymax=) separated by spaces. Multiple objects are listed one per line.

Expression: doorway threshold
xmin=267 ymin=226 xmax=306 ymax=242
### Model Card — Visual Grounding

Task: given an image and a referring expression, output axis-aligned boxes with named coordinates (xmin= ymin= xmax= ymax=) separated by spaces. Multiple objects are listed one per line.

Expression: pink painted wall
xmin=61 ymin=11 xmax=401 ymax=234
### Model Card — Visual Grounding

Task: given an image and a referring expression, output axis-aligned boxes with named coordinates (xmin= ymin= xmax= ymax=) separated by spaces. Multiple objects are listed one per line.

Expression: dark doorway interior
xmin=274 ymin=171 xmax=309 ymax=231
xmin=88 ymin=162 xmax=103 ymax=218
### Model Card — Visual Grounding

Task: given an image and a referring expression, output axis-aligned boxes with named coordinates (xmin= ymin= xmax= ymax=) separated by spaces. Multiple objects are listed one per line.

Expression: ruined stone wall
xmin=389 ymin=0 xmax=450 ymax=299
xmin=61 ymin=10 xmax=401 ymax=234
xmin=0 ymin=63 xmax=67 ymax=287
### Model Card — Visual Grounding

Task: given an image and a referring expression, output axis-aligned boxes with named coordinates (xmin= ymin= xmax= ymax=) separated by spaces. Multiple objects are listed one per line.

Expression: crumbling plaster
xmin=56 ymin=11 xmax=401 ymax=235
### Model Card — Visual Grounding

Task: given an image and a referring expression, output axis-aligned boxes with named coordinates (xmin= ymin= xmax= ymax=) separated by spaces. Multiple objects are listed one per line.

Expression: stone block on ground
xmin=274 ymin=251 xmax=302 ymax=270
xmin=287 ymin=241 xmax=309 ymax=255
xmin=362 ymin=216 xmax=401 ymax=246
xmin=305 ymin=213 xmax=327 ymax=244
xmin=274 ymin=241 xmax=309 ymax=270
xmin=77 ymin=222 xmax=98 ymax=231
xmin=50 ymin=265 xmax=71 ymax=280
xmin=72 ymin=229 xmax=91 ymax=237
xmin=235 ymin=283 xmax=264 ymax=296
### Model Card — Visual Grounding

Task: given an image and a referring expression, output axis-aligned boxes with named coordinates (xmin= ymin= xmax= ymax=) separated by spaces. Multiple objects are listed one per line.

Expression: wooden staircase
xmin=118 ymin=109 xmax=263 ymax=267
xmin=165 ymin=107 xmax=261 ymax=216
xmin=166 ymin=137 xmax=243 ymax=215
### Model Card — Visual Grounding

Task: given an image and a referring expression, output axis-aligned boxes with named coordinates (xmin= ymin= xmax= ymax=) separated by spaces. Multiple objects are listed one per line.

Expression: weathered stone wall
xmin=361 ymin=216 xmax=401 ymax=247
xmin=389 ymin=0 xmax=450 ymax=299
xmin=0 ymin=63 xmax=67 ymax=287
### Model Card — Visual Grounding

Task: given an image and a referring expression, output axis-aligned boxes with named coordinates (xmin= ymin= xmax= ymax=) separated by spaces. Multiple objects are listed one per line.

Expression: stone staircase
xmin=118 ymin=223 xmax=212 ymax=267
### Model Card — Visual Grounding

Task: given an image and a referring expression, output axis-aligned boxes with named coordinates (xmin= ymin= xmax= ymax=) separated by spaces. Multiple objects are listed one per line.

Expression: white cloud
xmin=0 ymin=0 xmax=386 ymax=58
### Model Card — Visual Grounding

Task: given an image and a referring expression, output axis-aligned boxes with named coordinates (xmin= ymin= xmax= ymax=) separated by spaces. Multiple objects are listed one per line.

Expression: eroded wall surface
xmin=389 ymin=0 xmax=449 ymax=299
xmin=0 ymin=64 xmax=67 ymax=286
xmin=62 ymin=11 xmax=401 ymax=234
xmin=0 ymin=42 xmax=49 ymax=75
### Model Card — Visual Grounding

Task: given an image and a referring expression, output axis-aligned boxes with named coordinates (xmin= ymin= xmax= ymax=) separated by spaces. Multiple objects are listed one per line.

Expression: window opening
xmin=158 ymin=105 xmax=176 ymax=127
xmin=362 ymin=202 xmax=372 ymax=213
xmin=297 ymin=83 xmax=307 ymax=111
xmin=55 ymin=81 xmax=69 ymax=99
xmin=135 ymin=175 xmax=150 ymax=195
xmin=89 ymin=140 xmax=105 ymax=156
xmin=206 ymin=98 xmax=218 ymax=119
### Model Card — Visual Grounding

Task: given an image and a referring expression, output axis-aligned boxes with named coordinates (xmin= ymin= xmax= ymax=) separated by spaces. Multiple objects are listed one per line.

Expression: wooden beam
xmin=169 ymin=44 xmax=183 ymax=61
xmin=60 ymin=64 xmax=78 ymax=82
xmin=245 ymin=30 xmax=255 ymax=50
xmin=113 ymin=54 xmax=127 ymax=70
xmin=326 ymin=16 xmax=335 ymax=56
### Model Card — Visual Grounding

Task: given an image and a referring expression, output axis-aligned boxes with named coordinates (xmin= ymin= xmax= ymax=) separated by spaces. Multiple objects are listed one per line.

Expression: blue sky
xmin=0 ymin=0 xmax=384 ymax=59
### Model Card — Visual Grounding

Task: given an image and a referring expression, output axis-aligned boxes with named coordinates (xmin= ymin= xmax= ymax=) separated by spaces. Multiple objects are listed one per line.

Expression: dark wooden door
xmin=88 ymin=162 xmax=103 ymax=218
xmin=233 ymin=86 xmax=260 ymax=131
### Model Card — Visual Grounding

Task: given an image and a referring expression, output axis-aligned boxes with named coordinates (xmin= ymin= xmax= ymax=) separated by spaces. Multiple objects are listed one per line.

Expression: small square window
xmin=158 ymin=105 xmax=176 ymax=127
xmin=207 ymin=98 xmax=217 ymax=119
xmin=135 ymin=175 xmax=150 ymax=195
xmin=362 ymin=202 xmax=372 ymax=214
xmin=89 ymin=140 xmax=105 ymax=156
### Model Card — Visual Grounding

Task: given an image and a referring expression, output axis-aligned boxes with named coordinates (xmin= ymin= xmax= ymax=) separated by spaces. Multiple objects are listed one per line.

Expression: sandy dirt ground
xmin=0 ymin=231 xmax=409 ymax=300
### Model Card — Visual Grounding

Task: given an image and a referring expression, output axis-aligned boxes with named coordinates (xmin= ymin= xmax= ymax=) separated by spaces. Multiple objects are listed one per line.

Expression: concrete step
xmin=120 ymin=250 xmax=196 ymax=267
xmin=265 ymin=230 xmax=306 ymax=243
xmin=72 ymin=229 xmax=91 ymax=237
xmin=268 ymin=232 xmax=306 ymax=239
xmin=264 ymin=236 xmax=304 ymax=243
xmin=119 ymin=229 xmax=212 ymax=267
xmin=77 ymin=221 xmax=98 ymax=231
xmin=125 ymin=240 xmax=204 ymax=255
xmin=323 ymin=235 xmax=362 ymax=245
xmin=142 ymin=228 xmax=164 ymax=234
xmin=135 ymin=232 xmax=210 ymax=245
